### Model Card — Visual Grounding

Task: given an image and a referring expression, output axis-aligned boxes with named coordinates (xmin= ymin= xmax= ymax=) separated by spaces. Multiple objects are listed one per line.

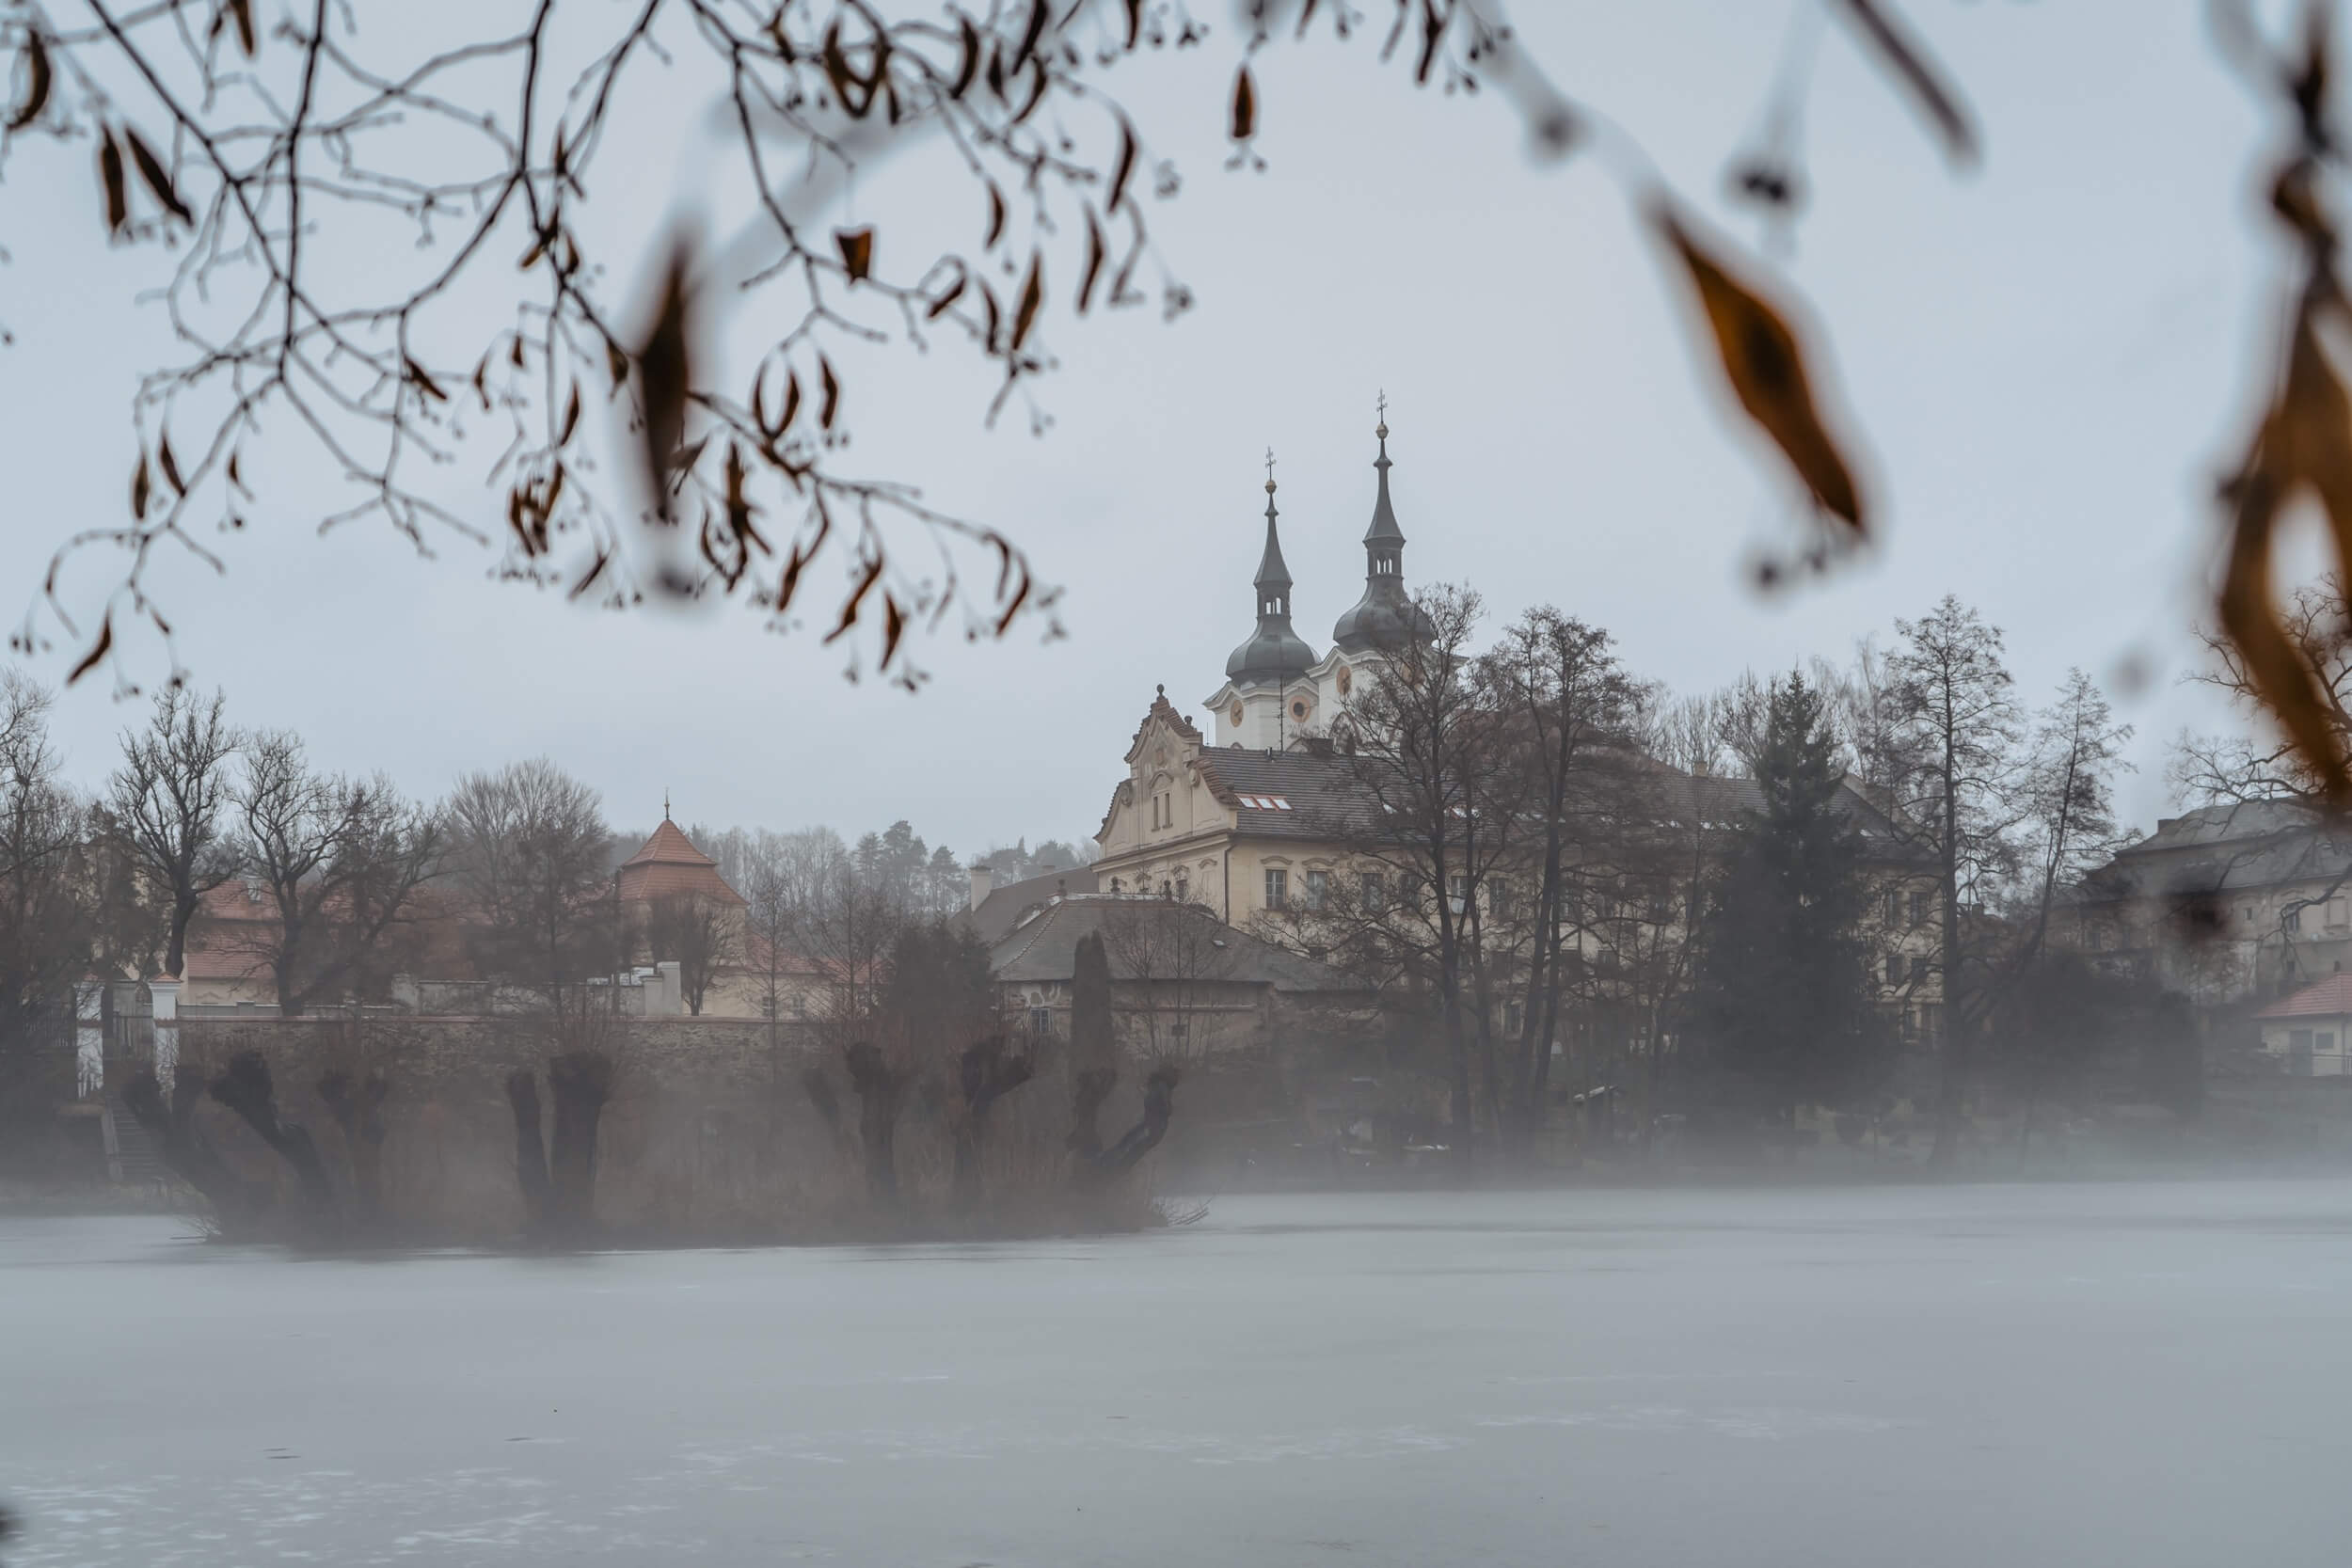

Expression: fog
xmin=5 ymin=1184 xmax=2349 ymax=1567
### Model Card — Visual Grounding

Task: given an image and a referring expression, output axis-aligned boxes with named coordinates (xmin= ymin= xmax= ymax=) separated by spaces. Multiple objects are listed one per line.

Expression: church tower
xmin=1303 ymin=405 xmax=1436 ymax=727
xmin=1203 ymin=460 xmax=1322 ymax=749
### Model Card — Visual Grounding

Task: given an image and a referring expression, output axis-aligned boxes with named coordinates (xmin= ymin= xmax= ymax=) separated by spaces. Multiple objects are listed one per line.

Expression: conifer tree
xmin=1690 ymin=673 xmax=1880 ymax=1120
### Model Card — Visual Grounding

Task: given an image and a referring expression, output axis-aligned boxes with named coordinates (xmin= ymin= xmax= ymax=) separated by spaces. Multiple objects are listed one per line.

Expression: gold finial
xmin=1375 ymin=388 xmax=1389 ymax=441
xmin=1263 ymin=446 xmax=1277 ymax=494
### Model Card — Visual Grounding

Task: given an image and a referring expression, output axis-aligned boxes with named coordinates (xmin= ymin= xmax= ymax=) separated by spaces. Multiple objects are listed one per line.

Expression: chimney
xmin=969 ymin=863 xmax=995 ymax=911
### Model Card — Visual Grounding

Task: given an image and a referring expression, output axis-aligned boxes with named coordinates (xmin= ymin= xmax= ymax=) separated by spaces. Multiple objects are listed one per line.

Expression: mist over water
xmin=6 ymin=1182 xmax=2348 ymax=1567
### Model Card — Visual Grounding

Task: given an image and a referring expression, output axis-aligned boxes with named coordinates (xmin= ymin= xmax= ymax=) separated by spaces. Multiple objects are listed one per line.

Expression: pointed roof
xmin=618 ymin=815 xmax=745 ymax=906
xmin=1333 ymin=413 xmax=1435 ymax=656
xmin=1226 ymin=471 xmax=1320 ymax=685
xmin=1365 ymin=420 xmax=1404 ymax=545
xmin=1253 ymin=481 xmax=1294 ymax=593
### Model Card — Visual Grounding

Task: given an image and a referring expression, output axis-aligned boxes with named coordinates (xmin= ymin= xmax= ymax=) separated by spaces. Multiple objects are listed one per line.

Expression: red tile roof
xmin=2256 ymin=974 xmax=2352 ymax=1019
xmin=617 ymin=818 xmax=745 ymax=906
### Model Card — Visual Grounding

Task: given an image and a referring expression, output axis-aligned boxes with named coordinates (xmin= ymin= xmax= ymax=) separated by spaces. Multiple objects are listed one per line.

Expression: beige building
xmin=2074 ymin=800 xmax=2352 ymax=1009
xmin=1095 ymin=420 xmax=1942 ymax=1051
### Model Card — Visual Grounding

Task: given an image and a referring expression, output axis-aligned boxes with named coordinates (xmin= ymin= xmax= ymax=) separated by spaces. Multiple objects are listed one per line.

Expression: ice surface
xmin=4 ymin=1182 xmax=2349 ymax=1566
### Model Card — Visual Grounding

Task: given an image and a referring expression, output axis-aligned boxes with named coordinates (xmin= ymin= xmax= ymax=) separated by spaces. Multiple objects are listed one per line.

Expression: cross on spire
xmin=1375 ymin=388 xmax=1389 ymax=440
xmin=1263 ymin=445 xmax=1277 ymax=493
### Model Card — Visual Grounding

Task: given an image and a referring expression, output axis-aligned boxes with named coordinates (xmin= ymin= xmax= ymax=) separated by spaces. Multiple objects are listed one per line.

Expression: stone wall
xmin=131 ymin=1012 xmax=1321 ymax=1237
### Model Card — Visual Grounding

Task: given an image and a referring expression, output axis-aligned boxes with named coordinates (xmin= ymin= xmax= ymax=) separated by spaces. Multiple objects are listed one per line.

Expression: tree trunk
xmin=547 ymin=1052 xmax=612 ymax=1237
xmin=843 ymin=1041 xmax=908 ymax=1204
xmin=207 ymin=1050 xmax=339 ymax=1222
xmin=504 ymin=1069 xmax=553 ymax=1236
xmin=317 ymin=1068 xmax=390 ymax=1229
xmin=1068 ymin=1067 xmax=1117 ymax=1160
xmin=1089 ymin=1063 xmax=1180 ymax=1177
xmin=952 ymin=1035 xmax=1035 ymax=1208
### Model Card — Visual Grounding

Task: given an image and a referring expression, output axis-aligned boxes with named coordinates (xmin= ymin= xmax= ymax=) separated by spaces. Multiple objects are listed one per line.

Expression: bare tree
xmin=1333 ymin=583 xmax=1509 ymax=1169
xmin=106 ymin=686 xmax=240 ymax=979
xmin=3 ymin=1 xmax=2004 ymax=700
xmin=1481 ymin=607 xmax=1638 ymax=1156
xmin=448 ymin=758 xmax=616 ymax=1025
xmin=1101 ymin=896 xmax=1232 ymax=1057
xmin=230 ymin=731 xmax=441 ymax=1015
xmin=1876 ymin=595 xmax=2028 ymax=1168
xmin=644 ymin=892 xmax=739 ymax=1016
xmin=0 ymin=675 xmax=91 ymax=1102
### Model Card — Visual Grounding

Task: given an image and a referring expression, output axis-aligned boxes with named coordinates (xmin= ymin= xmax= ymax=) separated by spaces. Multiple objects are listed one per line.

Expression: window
xmin=2329 ymin=899 xmax=2348 ymax=930
xmin=1028 ymin=1006 xmax=1052 ymax=1036
xmin=1174 ymin=874 xmax=1189 ymax=904
xmin=2285 ymin=907 xmax=2303 ymax=933
xmin=1886 ymin=954 xmax=1906 ymax=987
xmin=1489 ymin=879 xmax=1513 ymax=920
xmin=1447 ymin=873 xmax=1469 ymax=914
xmin=1264 ymin=867 xmax=1288 ymax=910
xmin=1360 ymin=871 xmax=1387 ymax=913
xmin=2321 ymin=1032 xmax=2340 ymax=1054
xmin=1305 ymin=869 xmax=1329 ymax=911
xmin=1883 ymin=890 xmax=1900 ymax=926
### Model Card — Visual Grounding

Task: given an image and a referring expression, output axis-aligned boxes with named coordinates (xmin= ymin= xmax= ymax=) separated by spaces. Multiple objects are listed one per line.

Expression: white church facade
xmin=1092 ymin=416 xmax=1433 ymax=924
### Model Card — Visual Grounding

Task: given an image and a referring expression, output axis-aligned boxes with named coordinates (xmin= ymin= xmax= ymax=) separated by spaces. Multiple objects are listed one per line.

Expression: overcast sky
xmin=0 ymin=1 xmax=2304 ymax=857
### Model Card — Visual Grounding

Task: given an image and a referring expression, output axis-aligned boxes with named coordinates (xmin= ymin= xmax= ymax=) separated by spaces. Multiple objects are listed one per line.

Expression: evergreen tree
xmin=1690 ymin=673 xmax=1880 ymax=1119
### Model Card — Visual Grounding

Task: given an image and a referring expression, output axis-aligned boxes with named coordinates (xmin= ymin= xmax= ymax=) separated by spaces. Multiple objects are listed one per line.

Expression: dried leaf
xmin=826 ymin=554 xmax=884 ymax=642
xmin=927 ymin=270 xmax=966 ymax=319
xmin=124 ymin=129 xmax=191 ymax=224
xmin=950 ymin=14 xmax=982 ymax=98
xmin=1123 ymin=0 xmax=1143 ymax=50
xmin=404 ymin=357 xmax=446 ymax=402
xmin=1011 ymin=251 xmax=1043 ymax=351
xmin=818 ymin=356 xmax=840 ymax=430
xmin=1653 ymin=206 xmax=1865 ymax=532
xmin=1106 ymin=119 xmax=1137 ymax=214
xmin=1077 ymin=207 xmax=1106 ymax=315
xmin=779 ymin=369 xmax=803 ymax=434
xmin=835 ymin=225 xmax=874 ymax=282
xmin=66 ymin=615 xmax=112 ymax=688
xmin=1010 ymin=0 xmax=1050 ymax=74
xmin=559 ymin=381 xmax=581 ymax=446
xmin=7 ymin=31 xmax=51 ymax=133
xmin=227 ymin=449 xmax=248 ymax=498
xmin=2214 ymin=310 xmax=2352 ymax=805
xmin=881 ymin=592 xmax=907 ymax=669
xmin=1827 ymin=0 xmax=1979 ymax=166
xmin=156 ymin=432 xmax=183 ymax=495
xmin=1230 ymin=64 xmax=1257 ymax=141
xmin=130 ymin=452 xmax=150 ymax=518
xmin=99 ymin=131 xmax=128 ymax=235
xmin=636 ymin=243 xmax=695 ymax=514
xmin=227 ymin=0 xmax=255 ymax=56
xmin=984 ymin=182 xmax=1006 ymax=248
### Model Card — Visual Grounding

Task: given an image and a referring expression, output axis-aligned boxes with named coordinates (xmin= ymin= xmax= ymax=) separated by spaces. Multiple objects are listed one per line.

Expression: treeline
xmin=1276 ymin=590 xmax=2174 ymax=1171
xmin=0 ymin=677 xmax=1088 ymax=1085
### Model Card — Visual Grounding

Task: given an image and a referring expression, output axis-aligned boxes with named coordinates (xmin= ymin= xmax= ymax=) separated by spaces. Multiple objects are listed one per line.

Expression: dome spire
xmin=1254 ymin=446 xmax=1292 ymax=600
xmin=1331 ymin=395 xmax=1434 ymax=656
xmin=1365 ymin=391 xmax=1404 ymax=550
xmin=1224 ymin=446 xmax=1319 ymax=686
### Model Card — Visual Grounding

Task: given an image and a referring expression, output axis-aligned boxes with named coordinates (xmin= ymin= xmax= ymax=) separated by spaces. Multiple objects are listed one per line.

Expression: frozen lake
xmin=5 ymin=1181 xmax=2350 ymax=1566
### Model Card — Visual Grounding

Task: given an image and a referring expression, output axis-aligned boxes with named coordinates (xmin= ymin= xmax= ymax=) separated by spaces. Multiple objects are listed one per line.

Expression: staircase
xmin=103 ymin=1095 xmax=169 ymax=1190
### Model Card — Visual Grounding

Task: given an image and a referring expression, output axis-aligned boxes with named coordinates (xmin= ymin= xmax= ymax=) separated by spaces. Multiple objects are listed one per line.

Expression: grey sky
xmin=0 ymin=1 xmax=2293 ymax=856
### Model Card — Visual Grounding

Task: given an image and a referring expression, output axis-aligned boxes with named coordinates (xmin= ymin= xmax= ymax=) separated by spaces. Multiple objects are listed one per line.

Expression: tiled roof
xmin=617 ymin=818 xmax=745 ymax=906
xmin=2256 ymin=974 xmax=2352 ymax=1019
xmin=988 ymin=895 xmax=1370 ymax=995
xmin=1195 ymin=746 xmax=1380 ymax=841
xmin=963 ymin=866 xmax=1101 ymax=946
xmin=2088 ymin=800 xmax=2350 ymax=901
